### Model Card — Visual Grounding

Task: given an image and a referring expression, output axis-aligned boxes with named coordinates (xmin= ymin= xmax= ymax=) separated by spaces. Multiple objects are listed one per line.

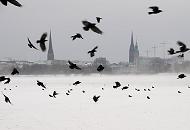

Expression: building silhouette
xmin=47 ymin=30 xmax=54 ymax=61
xmin=129 ymin=32 xmax=139 ymax=64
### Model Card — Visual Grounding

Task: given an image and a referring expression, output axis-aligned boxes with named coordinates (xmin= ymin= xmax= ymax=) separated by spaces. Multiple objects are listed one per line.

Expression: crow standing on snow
xmin=27 ymin=37 xmax=39 ymax=50
xmin=68 ymin=61 xmax=81 ymax=70
xmin=82 ymin=20 xmax=103 ymax=35
xmin=113 ymin=82 xmax=121 ymax=89
xmin=177 ymin=74 xmax=186 ymax=79
xmin=0 ymin=0 xmax=22 ymax=7
xmin=88 ymin=46 xmax=98 ymax=57
xmin=148 ymin=6 xmax=163 ymax=15
xmin=36 ymin=32 xmax=48 ymax=52
xmin=73 ymin=81 xmax=81 ymax=86
xmin=93 ymin=95 xmax=100 ymax=102
xmin=71 ymin=33 xmax=83 ymax=40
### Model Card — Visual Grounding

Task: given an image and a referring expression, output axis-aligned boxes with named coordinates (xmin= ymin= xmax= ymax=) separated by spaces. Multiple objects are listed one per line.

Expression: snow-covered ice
xmin=0 ymin=74 xmax=190 ymax=130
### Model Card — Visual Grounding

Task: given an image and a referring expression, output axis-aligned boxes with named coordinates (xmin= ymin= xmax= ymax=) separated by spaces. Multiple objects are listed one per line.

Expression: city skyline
xmin=0 ymin=0 xmax=189 ymax=63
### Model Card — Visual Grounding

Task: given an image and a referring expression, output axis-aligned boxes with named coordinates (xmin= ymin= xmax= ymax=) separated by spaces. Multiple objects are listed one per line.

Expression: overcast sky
xmin=0 ymin=0 xmax=190 ymax=63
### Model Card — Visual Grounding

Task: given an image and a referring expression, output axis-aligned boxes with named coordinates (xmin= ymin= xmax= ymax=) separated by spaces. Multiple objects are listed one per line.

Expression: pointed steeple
xmin=129 ymin=32 xmax=135 ymax=64
xmin=47 ymin=30 xmax=54 ymax=60
xmin=135 ymin=40 xmax=139 ymax=57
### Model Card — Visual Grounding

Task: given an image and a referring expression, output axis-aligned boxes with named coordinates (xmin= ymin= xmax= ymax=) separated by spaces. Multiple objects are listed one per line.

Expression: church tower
xmin=47 ymin=30 xmax=54 ymax=61
xmin=129 ymin=32 xmax=135 ymax=64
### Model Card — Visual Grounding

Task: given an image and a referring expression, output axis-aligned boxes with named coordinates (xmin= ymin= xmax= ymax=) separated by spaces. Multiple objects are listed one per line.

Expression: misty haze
xmin=0 ymin=0 xmax=190 ymax=130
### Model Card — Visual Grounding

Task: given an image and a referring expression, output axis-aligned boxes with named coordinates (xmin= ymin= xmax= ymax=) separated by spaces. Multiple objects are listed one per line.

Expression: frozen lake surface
xmin=0 ymin=74 xmax=190 ymax=130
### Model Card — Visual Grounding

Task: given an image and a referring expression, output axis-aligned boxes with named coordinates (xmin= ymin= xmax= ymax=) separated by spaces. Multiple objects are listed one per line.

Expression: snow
xmin=0 ymin=74 xmax=190 ymax=130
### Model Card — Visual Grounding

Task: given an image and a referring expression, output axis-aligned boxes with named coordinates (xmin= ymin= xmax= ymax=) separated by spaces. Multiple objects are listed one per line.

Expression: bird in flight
xmin=0 ymin=0 xmax=22 ymax=7
xmin=177 ymin=74 xmax=186 ymax=79
xmin=168 ymin=48 xmax=175 ymax=55
xmin=113 ymin=81 xmax=121 ymax=89
xmin=93 ymin=95 xmax=100 ymax=102
xmin=37 ymin=80 xmax=46 ymax=89
xmin=97 ymin=65 xmax=104 ymax=72
xmin=68 ymin=61 xmax=81 ymax=70
xmin=148 ymin=6 xmax=163 ymax=15
xmin=71 ymin=33 xmax=83 ymax=40
xmin=96 ymin=17 xmax=102 ymax=23
xmin=36 ymin=33 xmax=48 ymax=52
xmin=11 ymin=68 xmax=19 ymax=75
xmin=49 ymin=91 xmax=59 ymax=98
xmin=1 ymin=92 xmax=12 ymax=105
xmin=82 ymin=20 xmax=103 ymax=35
xmin=0 ymin=76 xmax=10 ymax=84
xmin=178 ymin=53 xmax=184 ymax=58
xmin=27 ymin=37 xmax=39 ymax=50
xmin=176 ymin=41 xmax=190 ymax=53
xmin=88 ymin=46 xmax=98 ymax=57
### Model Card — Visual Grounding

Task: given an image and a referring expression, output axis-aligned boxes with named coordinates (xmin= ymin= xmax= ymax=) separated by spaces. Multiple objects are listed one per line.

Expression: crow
xmin=82 ymin=90 xmax=85 ymax=93
xmin=36 ymin=32 xmax=48 ymax=52
xmin=148 ymin=6 xmax=163 ymax=15
xmin=73 ymin=81 xmax=81 ymax=86
xmin=0 ymin=76 xmax=10 ymax=84
xmin=96 ymin=17 xmax=102 ymax=23
xmin=37 ymin=80 xmax=46 ymax=89
xmin=1 ymin=92 xmax=12 ymax=104
xmin=68 ymin=61 xmax=81 ymax=70
xmin=113 ymin=81 xmax=121 ymax=89
xmin=147 ymin=96 xmax=150 ymax=99
xmin=148 ymin=89 xmax=151 ymax=91
xmin=168 ymin=48 xmax=175 ymax=55
xmin=27 ymin=37 xmax=38 ymax=50
xmin=93 ymin=95 xmax=100 ymax=102
xmin=52 ymin=91 xmax=58 ymax=98
xmin=122 ymin=86 xmax=129 ymax=90
xmin=97 ymin=65 xmax=104 ymax=72
xmin=176 ymin=41 xmax=190 ymax=53
xmin=88 ymin=46 xmax=98 ymax=57
xmin=0 ymin=0 xmax=22 ymax=7
xmin=177 ymin=74 xmax=186 ymax=79
xmin=128 ymin=95 xmax=132 ymax=97
xmin=82 ymin=20 xmax=103 ymax=34
xmin=11 ymin=68 xmax=19 ymax=75
xmin=178 ymin=91 xmax=182 ymax=93
xmin=71 ymin=33 xmax=83 ymax=40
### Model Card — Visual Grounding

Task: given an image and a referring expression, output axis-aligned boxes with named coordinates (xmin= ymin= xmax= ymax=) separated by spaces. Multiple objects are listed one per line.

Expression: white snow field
xmin=0 ymin=74 xmax=190 ymax=130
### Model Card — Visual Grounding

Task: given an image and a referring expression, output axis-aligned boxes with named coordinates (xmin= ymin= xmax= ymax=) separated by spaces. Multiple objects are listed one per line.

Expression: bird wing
xmin=1 ymin=0 xmax=8 ymax=6
xmin=8 ymin=0 xmax=22 ymax=7
xmin=91 ymin=26 xmax=103 ymax=34
xmin=68 ymin=60 xmax=74 ymax=66
xmin=82 ymin=20 xmax=91 ymax=26
xmin=27 ymin=37 xmax=38 ymax=50
xmin=40 ymin=43 xmax=46 ymax=52
xmin=177 ymin=41 xmax=186 ymax=48
xmin=40 ymin=32 xmax=47 ymax=41
xmin=93 ymin=46 xmax=98 ymax=51
xmin=149 ymin=6 xmax=158 ymax=11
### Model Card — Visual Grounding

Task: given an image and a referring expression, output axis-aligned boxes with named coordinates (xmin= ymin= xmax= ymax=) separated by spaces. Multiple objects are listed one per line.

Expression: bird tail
xmin=148 ymin=12 xmax=154 ymax=15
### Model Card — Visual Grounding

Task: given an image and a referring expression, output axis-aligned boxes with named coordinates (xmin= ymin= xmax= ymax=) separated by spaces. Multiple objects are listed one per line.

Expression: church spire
xmin=129 ymin=32 xmax=135 ymax=64
xmin=47 ymin=30 xmax=54 ymax=60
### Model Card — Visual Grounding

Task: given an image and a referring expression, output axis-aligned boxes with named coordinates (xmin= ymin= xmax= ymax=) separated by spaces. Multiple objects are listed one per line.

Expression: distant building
xmin=129 ymin=32 xmax=139 ymax=64
xmin=47 ymin=30 xmax=54 ymax=61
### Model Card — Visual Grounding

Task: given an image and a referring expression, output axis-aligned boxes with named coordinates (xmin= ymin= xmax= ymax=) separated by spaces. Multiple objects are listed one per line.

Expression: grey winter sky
xmin=0 ymin=0 xmax=190 ymax=63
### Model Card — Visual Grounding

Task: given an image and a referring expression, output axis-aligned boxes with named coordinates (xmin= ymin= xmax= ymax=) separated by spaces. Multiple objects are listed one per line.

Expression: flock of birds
xmin=0 ymin=0 xmax=189 ymax=105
